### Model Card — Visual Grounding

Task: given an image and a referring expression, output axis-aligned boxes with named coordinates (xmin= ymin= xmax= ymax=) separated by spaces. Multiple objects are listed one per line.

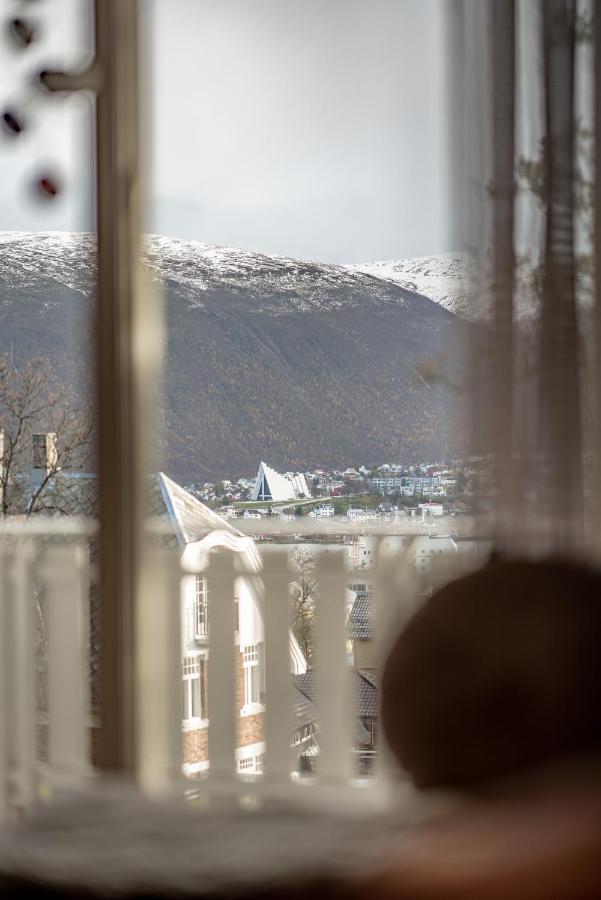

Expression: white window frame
xmin=194 ymin=574 xmax=209 ymax=639
xmin=182 ymin=654 xmax=207 ymax=727
xmin=241 ymin=643 xmax=264 ymax=714
xmin=237 ymin=752 xmax=265 ymax=775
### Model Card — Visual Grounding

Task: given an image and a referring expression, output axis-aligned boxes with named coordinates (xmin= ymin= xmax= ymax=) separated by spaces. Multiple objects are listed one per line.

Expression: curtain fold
xmin=457 ymin=0 xmax=595 ymax=555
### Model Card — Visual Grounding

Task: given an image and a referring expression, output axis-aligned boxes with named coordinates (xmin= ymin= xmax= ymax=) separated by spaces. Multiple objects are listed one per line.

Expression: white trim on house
xmin=183 ymin=760 xmax=210 ymax=775
xmin=235 ymin=741 xmax=265 ymax=759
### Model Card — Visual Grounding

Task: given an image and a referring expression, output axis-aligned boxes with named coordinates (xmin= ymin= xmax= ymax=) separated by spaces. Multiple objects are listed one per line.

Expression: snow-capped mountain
xmin=349 ymin=253 xmax=477 ymax=321
xmin=0 ymin=232 xmax=467 ymax=480
xmin=0 ymin=231 xmax=421 ymax=314
xmin=143 ymin=235 xmax=415 ymax=315
xmin=0 ymin=231 xmax=475 ymax=318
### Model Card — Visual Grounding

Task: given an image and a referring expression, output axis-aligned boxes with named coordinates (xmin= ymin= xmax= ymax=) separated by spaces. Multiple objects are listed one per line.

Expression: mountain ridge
xmin=350 ymin=252 xmax=476 ymax=321
xmin=0 ymin=232 xmax=467 ymax=481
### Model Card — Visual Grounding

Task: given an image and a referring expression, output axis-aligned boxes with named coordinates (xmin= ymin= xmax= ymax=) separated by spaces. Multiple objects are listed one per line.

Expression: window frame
xmin=241 ymin=643 xmax=264 ymax=714
xmin=182 ymin=653 xmax=208 ymax=727
xmin=193 ymin=574 xmax=209 ymax=639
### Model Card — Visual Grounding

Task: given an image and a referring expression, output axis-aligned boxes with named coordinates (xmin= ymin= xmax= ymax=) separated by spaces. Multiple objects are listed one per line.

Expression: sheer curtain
xmin=451 ymin=0 xmax=599 ymax=556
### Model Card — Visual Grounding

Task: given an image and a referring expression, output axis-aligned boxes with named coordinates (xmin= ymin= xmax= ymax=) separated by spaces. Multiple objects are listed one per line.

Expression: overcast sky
xmin=0 ymin=0 xmax=452 ymax=264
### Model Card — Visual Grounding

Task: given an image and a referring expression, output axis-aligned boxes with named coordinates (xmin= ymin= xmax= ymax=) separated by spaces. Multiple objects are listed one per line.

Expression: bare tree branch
xmin=0 ymin=354 xmax=95 ymax=517
xmin=290 ymin=546 xmax=318 ymax=663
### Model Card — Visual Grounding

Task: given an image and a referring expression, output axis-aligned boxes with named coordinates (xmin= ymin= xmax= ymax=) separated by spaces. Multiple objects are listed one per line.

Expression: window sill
xmin=182 ymin=718 xmax=209 ymax=732
xmin=240 ymin=703 xmax=264 ymax=718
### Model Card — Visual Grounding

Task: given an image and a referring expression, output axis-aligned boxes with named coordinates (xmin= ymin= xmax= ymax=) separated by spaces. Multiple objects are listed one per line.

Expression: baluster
xmin=43 ymin=544 xmax=90 ymax=779
xmin=136 ymin=545 xmax=183 ymax=794
xmin=9 ymin=540 xmax=36 ymax=812
xmin=262 ymin=548 xmax=292 ymax=786
xmin=315 ymin=550 xmax=352 ymax=784
xmin=373 ymin=536 xmax=417 ymax=788
xmin=207 ymin=549 xmax=237 ymax=786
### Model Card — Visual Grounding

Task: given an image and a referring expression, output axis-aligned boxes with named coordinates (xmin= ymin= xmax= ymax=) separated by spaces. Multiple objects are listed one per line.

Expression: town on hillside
xmin=185 ymin=457 xmax=481 ymax=525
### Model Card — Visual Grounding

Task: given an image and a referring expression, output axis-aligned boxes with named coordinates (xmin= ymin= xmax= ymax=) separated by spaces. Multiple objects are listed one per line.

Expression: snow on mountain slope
xmin=0 ymin=232 xmax=97 ymax=298
xmin=143 ymin=235 xmax=416 ymax=314
xmin=349 ymin=253 xmax=477 ymax=320
xmin=0 ymin=232 xmax=428 ymax=316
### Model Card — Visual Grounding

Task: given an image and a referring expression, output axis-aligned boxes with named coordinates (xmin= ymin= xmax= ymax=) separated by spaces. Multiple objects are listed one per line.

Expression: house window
xmin=194 ymin=575 xmax=209 ymax=638
xmin=242 ymin=643 xmax=264 ymax=707
xmin=182 ymin=655 xmax=206 ymax=721
xmin=293 ymin=724 xmax=313 ymax=746
xmin=237 ymin=754 xmax=264 ymax=774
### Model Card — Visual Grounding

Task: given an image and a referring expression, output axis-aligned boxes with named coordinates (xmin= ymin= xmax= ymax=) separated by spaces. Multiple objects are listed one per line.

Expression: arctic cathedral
xmin=251 ymin=462 xmax=311 ymax=503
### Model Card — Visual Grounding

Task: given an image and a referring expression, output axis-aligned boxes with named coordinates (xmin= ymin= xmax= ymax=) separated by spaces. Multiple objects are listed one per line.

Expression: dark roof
xmin=346 ymin=592 xmax=375 ymax=640
xmin=292 ymin=669 xmax=378 ymax=719
xmin=354 ymin=671 xmax=379 ymax=716
xmin=27 ymin=472 xmax=98 ymax=517
xmin=291 ymin=685 xmax=318 ymax=729
xmin=359 ymin=670 xmax=378 ymax=691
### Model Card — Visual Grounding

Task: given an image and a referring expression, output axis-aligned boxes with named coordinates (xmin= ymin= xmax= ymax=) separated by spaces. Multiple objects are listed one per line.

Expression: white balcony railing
xmin=0 ymin=517 xmax=421 ymax=817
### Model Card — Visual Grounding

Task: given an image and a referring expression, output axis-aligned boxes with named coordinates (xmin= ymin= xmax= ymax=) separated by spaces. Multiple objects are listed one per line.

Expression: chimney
xmin=32 ymin=432 xmax=59 ymax=474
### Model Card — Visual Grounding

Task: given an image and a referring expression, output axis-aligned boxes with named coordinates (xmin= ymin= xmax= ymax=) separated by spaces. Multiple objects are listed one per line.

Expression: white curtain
xmin=451 ymin=0 xmax=600 ymax=556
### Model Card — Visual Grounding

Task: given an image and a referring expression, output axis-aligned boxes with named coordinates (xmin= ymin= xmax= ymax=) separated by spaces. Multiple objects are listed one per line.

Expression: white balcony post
xmin=8 ymin=541 xmax=36 ymax=812
xmin=315 ymin=550 xmax=352 ymax=784
xmin=44 ymin=544 xmax=90 ymax=778
xmin=262 ymin=548 xmax=293 ymax=785
xmin=207 ymin=549 xmax=237 ymax=786
xmin=373 ymin=536 xmax=418 ymax=789
xmin=136 ymin=545 xmax=183 ymax=794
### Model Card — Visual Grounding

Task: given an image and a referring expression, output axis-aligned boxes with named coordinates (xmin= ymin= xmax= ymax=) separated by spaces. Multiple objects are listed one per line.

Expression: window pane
xmin=191 ymin=676 xmax=200 ymax=719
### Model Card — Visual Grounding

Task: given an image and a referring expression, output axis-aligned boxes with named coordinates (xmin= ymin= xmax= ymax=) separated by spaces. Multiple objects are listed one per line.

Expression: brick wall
xmin=182 ymin=645 xmax=265 ymax=767
xmin=86 ymin=646 xmax=267 ymax=770
xmin=183 ymin=724 xmax=209 ymax=763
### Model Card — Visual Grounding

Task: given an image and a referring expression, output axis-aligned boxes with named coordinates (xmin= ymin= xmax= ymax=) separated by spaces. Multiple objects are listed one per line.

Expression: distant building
xmin=347 ymin=535 xmax=378 ymax=569
xmin=410 ymin=534 xmax=458 ymax=574
xmin=346 ymin=508 xmax=367 ymax=522
xmin=314 ymin=503 xmax=334 ymax=518
xmin=369 ymin=474 xmax=448 ymax=497
xmin=418 ymin=502 xmax=444 ymax=517
xmin=250 ymin=461 xmax=311 ymax=503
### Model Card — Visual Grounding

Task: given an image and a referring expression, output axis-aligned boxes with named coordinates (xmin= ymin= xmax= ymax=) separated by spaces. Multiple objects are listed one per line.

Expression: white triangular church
xmin=251 ymin=461 xmax=311 ymax=503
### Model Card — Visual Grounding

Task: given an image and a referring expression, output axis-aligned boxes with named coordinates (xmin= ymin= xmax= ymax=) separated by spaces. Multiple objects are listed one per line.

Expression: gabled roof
xmin=149 ymin=472 xmax=243 ymax=548
xmin=346 ymin=592 xmax=375 ymax=640
xmin=15 ymin=470 xmax=233 ymax=545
